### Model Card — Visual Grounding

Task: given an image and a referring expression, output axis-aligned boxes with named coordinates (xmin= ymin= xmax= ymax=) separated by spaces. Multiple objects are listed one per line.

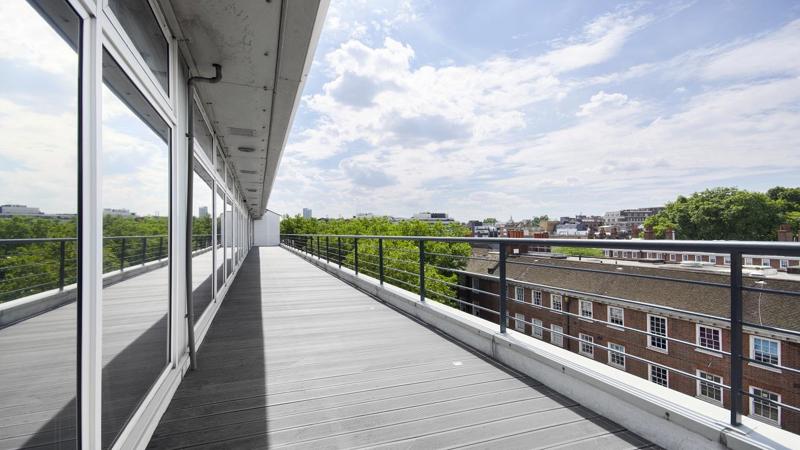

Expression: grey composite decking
xmin=148 ymin=247 xmax=655 ymax=449
xmin=0 ymin=250 xmax=218 ymax=450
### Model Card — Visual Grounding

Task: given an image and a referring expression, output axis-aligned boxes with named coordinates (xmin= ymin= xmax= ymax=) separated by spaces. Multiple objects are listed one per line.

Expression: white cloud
xmin=0 ymin=0 xmax=77 ymax=75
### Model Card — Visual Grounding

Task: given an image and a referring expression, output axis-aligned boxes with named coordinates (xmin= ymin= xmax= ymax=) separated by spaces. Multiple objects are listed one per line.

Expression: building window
xmin=623 ymin=251 xmax=631 ymax=258
xmin=608 ymin=343 xmax=625 ymax=369
xmin=471 ymin=277 xmax=480 ymax=293
xmin=514 ymin=286 xmax=524 ymax=302
xmin=551 ymin=294 xmax=563 ymax=311
xmin=472 ymin=302 xmax=480 ymax=317
xmin=532 ymin=318 xmax=543 ymax=339
xmin=514 ymin=313 xmax=525 ymax=332
xmin=670 ymin=253 xmax=677 ymax=262
xmin=551 ymin=325 xmax=563 ymax=347
xmin=724 ymin=255 xmax=731 ymax=265
xmin=108 ymin=0 xmax=170 ymax=94
xmin=744 ymin=257 xmax=753 ymax=265
xmin=533 ymin=290 xmax=542 ymax=306
xmin=579 ymin=300 xmax=593 ymax=319
xmin=608 ymin=306 xmax=624 ymax=328
xmin=682 ymin=254 xmax=689 ymax=261
xmin=750 ymin=387 xmax=780 ymax=424
xmin=780 ymin=259 xmax=788 ymax=269
xmin=761 ymin=259 xmax=771 ymax=267
xmin=579 ymin=334 xmax=594 ymax=357
xmin=697 ymin=325 xmax=722 ymax=352
xmin=751 ymin=336 xmax=780 ymax=367
xmin=697 ymin=371 xmax=723 ymax=405
xmin=647 ymin=315 xmax=668 ymax=352
xmin=649 ymin=365 xmax=669 ymax=387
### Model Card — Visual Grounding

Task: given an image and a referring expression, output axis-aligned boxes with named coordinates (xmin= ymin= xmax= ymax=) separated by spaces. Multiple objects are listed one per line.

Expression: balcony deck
xmin=148 ymin=247 xmax=654 ymax=449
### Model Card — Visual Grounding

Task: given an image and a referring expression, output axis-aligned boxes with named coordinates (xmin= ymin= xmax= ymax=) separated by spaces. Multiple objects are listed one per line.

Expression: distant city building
xmin=412 ymin=212 xmax=454 ymax=223
xmin=0 ymin=204 xmax=42 ymax=215
xmin=303 ymin=208 xmax=312 ymax=219
xmin=198 ymin=206 xmax=209 ymax=218
xmin=355 ymin=212 xmax=374 ymax=218
xmin=104 ymin=208 xmax=136 ymax=217
xmin=473 ymin=225 xmax=499 ymax=237
xmin=603 ymin=207 xmax=663 ymax=232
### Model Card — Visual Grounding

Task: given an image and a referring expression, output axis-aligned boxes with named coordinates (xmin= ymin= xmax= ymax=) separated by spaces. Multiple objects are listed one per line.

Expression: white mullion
xmin=80 ymin=2 xmax=103 ymax=447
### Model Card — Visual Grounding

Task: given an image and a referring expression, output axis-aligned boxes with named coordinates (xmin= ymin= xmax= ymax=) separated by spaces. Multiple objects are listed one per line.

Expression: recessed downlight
xmin=238 ymin=146 xmax=255 ymax=153
xmin=240 ymin=169 xmax=257 ymax=175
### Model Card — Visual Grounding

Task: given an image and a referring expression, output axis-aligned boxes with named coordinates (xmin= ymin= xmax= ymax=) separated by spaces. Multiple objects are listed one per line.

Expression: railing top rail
xmin=0 ymin=234 xmax=214 ymax=245
xmin=280 ymin=234 xmax=800 ymax=256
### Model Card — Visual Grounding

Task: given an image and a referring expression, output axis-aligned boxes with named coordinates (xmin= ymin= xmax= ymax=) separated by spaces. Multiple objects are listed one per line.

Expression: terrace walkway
xmin=148 ymin=247 xmax=654 ymax=449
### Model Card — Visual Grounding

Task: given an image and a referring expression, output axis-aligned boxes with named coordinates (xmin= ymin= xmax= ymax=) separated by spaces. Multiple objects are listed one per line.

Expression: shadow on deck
xmin=148 ymin=247 xmax=654 ymax=449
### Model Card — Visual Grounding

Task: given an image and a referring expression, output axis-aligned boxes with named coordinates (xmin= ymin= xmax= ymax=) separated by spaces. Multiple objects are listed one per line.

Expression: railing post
xmin=158 ymin=236 xmax=164 ymax=260
xmin=141 ymin=237 xmax=147 ymax=265
xmin=730 ymin=251 xmax=743 ymax=426
xmin=378 ymin=238 xmax=384 ymax=285
xmin=58 ymin=240 xmax=66 ymax=290
xmin=317 ymin=236 xmax=320 ymax=259
xmin=338 ymin=237 xmax=342 ymax=268
xmin=499 ymin=241 xmax=507 ymax=333
xmin=325 ymin=236 xmax=330 ymax=263
xmin=354 ymin=238 xmax=359 ymax=275
xmin=418 ymin=240 xmax=425 ymax=302
xmin=120 ymin=238 xmax=126 ymax=271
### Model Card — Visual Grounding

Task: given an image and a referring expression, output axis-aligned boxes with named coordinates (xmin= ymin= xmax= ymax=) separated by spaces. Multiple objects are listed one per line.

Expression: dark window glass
xmin=193 ymin=100 xmax=213 ymax=162
xmin=0 ymin=1 xmax=81 ymax=446
xmin=101 ymin=48 xmax=170 ymax=448
xmin=192 ymin=161 xmax=214 ymax=317
xmin=226 ymin=198 xmax=234 ymax=277
xmin=108 ymin=0 xmax=169 ymax=94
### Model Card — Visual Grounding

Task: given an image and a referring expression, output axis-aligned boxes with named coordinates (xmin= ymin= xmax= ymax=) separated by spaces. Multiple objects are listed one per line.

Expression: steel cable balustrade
xmin=281 ymin=233 xmax=800 ymax=429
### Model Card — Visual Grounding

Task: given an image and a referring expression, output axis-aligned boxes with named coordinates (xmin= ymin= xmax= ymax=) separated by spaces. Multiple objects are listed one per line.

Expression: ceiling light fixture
xmin=240 ymin=169 xmax=257 ymax=175
xmin=238 ymin=146 xmax=255 ymax=153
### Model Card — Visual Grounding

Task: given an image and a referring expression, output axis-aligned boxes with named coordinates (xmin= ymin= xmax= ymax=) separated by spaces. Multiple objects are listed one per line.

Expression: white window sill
xmin=609 ymin=363 xmax=626 ymax=370
xmin=694 ymin=348 xmax=723 ymax=358
xmin=748 ymin=361 xmax=782 ymax=374
xmin=579 ymin=317 xmax=593 ymax=323
xmin=696 ymin=395 xmax=724 ymax=407
xmin=647 ymin=345 xmax=668 ymax=354
xmin=607 ymin=324 xmax=624 ymax=331
xmin=579 ymin=352 xmax=594 ymax=358
xmin=748 ymin=413 xmax=781 ymax=427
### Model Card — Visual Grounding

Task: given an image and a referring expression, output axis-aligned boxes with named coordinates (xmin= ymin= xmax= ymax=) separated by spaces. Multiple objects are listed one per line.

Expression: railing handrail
xmin=280 ymin=233 xmax=800 ymax=257
xmin=0 ymin=234 xmax=213 ymax=244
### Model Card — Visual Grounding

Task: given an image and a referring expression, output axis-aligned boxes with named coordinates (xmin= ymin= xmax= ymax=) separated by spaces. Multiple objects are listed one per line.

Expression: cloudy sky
xmin=268 ymin=0 xmax=800 ymax=221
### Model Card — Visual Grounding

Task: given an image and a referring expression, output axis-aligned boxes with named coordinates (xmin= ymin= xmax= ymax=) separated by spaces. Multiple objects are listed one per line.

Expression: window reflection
xmin=226 ymin=198 xmax=234 ymax=277
xmin=108 ymin=0 xmax=169 ymax=94
xmin=215 ymin=186 xmax=225 ymax=292
xmin=192 ymin=161 xmax=214 ymax=318
xmin=0 ymin=0 xmax=80 ymax=446
xmin=192 ymin=100 xmax=213 ymax=162
xmin=101 ymin=49 xmax=170 ymax=449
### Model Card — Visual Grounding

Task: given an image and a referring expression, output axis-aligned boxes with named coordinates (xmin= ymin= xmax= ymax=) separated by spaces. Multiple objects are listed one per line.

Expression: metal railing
xmin=281 ymin=233 xmax=800 ymax=432
xmin=0 ymin=234 xmax=212 ymax=302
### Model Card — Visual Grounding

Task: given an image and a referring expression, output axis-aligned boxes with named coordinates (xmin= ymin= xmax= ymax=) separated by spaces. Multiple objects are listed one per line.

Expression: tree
xmin=644 ymin=187 xmax=784 ymax=240
xmin=483 ymin=218 xmax=497 ymax=225
xmin=531 ymin=215 xmax=550 ymax=226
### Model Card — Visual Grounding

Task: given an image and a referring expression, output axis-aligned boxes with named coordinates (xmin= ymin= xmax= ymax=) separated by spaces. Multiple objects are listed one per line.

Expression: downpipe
xmin=185 ymin=64 xmax=222 ymax=370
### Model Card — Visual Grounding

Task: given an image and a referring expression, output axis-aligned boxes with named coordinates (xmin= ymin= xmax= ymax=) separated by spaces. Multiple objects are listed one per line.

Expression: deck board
xmin=148 ymin=247 xmax=653 ymax=449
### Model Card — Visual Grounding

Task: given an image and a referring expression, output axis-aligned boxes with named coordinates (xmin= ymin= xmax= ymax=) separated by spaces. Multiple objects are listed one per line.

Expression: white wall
xmin=254 ymin=210 xmax=281 ymax=246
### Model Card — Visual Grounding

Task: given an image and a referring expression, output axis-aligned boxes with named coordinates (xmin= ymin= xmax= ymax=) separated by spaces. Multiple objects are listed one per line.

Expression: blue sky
xmin=269 ymin=0 xmax=800 ymax=221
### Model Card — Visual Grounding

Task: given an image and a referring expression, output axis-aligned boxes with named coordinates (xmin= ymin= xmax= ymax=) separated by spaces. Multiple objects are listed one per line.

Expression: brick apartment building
xmin=459 ymin=247 xmax=800 ymax=434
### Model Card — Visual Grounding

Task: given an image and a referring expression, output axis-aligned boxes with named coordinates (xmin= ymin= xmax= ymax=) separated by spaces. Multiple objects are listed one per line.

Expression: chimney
xmin=631 ymin=225 xmax=640 ymax=239
xmin=610 ymin=227 xmax=618 ymax=239
xmin=665 ymin=228 xmax=676 ymax=240
xmin=777 ymin=223 xmax=793 ymax=242
xmin=644 ymin=226 xmax=655 ymax=240
xmin=598 ymin=228 xmax=607 ymax=239
xmin=588 ymin=226 xmax=596 ymax=239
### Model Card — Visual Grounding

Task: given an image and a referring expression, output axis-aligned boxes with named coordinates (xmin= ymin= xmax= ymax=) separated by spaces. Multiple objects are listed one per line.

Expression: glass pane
xmin=215 ymin=186 xmax=225 ymax=292
xmin=108 ymin=0 xmax=169 ymax=94
xmin=215 ymin=148 xmax=225 ymax=179
xmin=226 ymin=198 xmax=234 ymax=277
xmin=192 ymin=100 xmax=213 ymax=162
xmin=102 ymin=49 xmax=170 ymax=448
xmin=0 ymin=0 xmax=80 ymax=446
xmin=192 ymin=161 xmax=214 ymax=318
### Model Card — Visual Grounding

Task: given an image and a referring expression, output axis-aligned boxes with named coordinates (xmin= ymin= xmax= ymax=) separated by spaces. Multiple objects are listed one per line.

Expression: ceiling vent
xmin=238 ymin=146 xmax=256 ymax=153
xmin=240 ymin=169 xmax=257 ymax=175
xmin=246 ymin=188 xmax=257 ymax=192
xmin=228 ymin=127 xmax=256 ymax=137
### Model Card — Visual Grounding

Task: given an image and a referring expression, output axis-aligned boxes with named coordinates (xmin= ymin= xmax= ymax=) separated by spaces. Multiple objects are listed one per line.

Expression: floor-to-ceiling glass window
xmin=101 ymin=49 xmax=170 ymax=448
xmin=226 ymin=198 xmax=234 ymax=277
xmin=0 ymin=1 xmax=81 ymax=447
xmin=192 ymin=162 xmax=214 ymax=318
xmin=215 ymin=186 xmax=225 ymax=292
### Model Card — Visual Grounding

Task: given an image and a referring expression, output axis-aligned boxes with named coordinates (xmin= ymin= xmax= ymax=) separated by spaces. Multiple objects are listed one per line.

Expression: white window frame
xmin=579 ymin=300 xmax=593 ymax=320
xmin=780 ymin=259 xmax=788 ymax=269
xmin=532 ymin=290 xmax=542 ymax=306
xmin=724 ymin=255 xmax=731 ymax=265
xmin=514 ymin=313 xmax=525 ymax=332
xmin=551 ymin=294 xmax=563 ymax=311
xmin=761 ymin=258 xmax=771 ymax=267
xmin=682 ymin=254 xmax=689 ymax=261
xmin=551 ymin=325 xmax=563 ymax=347
xmin=744 ymin=257 xmax=753 ymax=265
xmin=532 ymin=318 xmax=543 ymax=339
xmin=696 ymin=370 xmax=723 ymax=405
xmin=649 ymin=364 xmax=669 ymax=387
xmin=579 ymin=333 xmax=594 ymax=357
xmin=647 ymin=314 xmax=668 ymax=353
xmin=608 ymin=342 xmax=625 ymax=369
xmin=514 ymin=286 xmax=524 ymax=302
xmin=750 ymin=335 xmax=781 ymax=369
xmin=696 ymin=324 xmax=722 ymax=354
xmin=749 ymin=386 xmax=781 ymax=425
xmin=607 ymin=305 xmax=624 ymax=328
xmin=670 ymin=253 xmax=677 ymax=262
